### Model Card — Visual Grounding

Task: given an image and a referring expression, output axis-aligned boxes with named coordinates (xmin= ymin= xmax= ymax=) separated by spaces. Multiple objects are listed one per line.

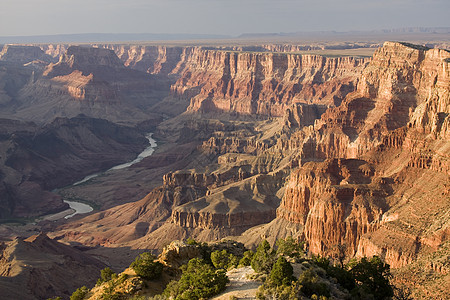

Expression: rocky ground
xmin=211 ymin=266 xmax=259 ymax=300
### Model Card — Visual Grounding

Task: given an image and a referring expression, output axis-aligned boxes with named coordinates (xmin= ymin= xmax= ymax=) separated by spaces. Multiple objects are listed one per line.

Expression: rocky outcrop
xmin=103 ymin=45 xmax=187 ymax=75
xmin=276 ymin=42 xmax=450 ymax=160
xmin=171 ymin=172 xmax=284 ymax=232
xmin=277 ymin=159 xmax=386 ymax=256
xmin=96 ymin=45 xmax=369 ymax=117
xmin=158 ymin=240 xmax=202 ymax=269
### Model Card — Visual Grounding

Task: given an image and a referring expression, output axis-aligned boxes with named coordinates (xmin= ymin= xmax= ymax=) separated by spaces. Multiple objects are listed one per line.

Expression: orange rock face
xmin=276 ymin=42 xmax=450 ymax=270
xmin=171 ymin=49 xmax=368 ymax=116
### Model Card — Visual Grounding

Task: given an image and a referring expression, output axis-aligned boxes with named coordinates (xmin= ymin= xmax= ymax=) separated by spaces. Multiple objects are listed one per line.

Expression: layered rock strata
xmin=15 ymin=46 xmax=169 ymax=124
xmin=276 ymin=42 xmax=450 ymax=271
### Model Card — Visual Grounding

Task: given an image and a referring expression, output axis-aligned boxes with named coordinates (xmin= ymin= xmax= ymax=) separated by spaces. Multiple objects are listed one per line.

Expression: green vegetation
xmin=253 ymin=238 xmax=394 ymax=300
xmin=269 ymin=256 xmax=294 ymax=286
xmin=276 ymin=236 xmax=304 ymax=258
xmin=70 ymin=286 xmax=89 ymax=300
xmin=251 ymin=239 xmax=276 ymax=273
xmin=298 ymin=268 xmax=330 ymax=298
xmin=130 ymin=252 xmax=163 ymax=280
xmin=97 ymin=267 xmax=117 ymax=285
xmin=163 ymin=258 xmax=229 ymax=300
xmin=66 ymin=237 xmax=396 ymax=300
xmin=185 ymin=237 xmax=198 ymax=245
xmin=348 ymin=256 xmax=393 ymax=299
xmin=211 ymin=249 xmax=239 ymax=270
xmin=239 ymin=250 xmax=254 ymax=266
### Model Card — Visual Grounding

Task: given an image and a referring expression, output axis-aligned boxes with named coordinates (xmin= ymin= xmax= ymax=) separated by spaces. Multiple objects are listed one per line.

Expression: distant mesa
xmin=0 ymin=44 xmax=55 ymax=65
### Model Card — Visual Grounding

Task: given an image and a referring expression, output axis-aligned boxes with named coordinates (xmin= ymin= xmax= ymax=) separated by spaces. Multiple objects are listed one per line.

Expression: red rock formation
xmin=277 ymin=159 xmax=385 ymax=256
xmin=275 ymin=42 xmax=450 ymax=270
xmin=170 ymin=49 xmax=368 ymax=116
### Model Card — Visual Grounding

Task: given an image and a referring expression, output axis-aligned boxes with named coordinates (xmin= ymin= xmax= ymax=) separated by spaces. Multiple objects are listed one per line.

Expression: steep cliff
xmin=171 ymin=49 xmax=368 ymax=116
xmin=90 ymin=45 xmax=369 ymax=117
xmin=15 ymin=46 xmax=169 ymax=124
xmin=275 ymin=42 xmax=450 ymax=274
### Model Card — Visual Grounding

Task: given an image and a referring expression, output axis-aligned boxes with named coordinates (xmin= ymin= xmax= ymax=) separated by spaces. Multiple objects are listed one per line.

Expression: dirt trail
xmin=212 ymin=266 xmax=260 ymax=300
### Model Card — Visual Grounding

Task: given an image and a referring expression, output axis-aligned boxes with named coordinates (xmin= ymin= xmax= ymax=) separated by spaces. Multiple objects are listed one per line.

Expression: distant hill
xmin=0 ymin=33 xmax=231 ymax=44
xmin=0 ymin=27 xmax=448 ymax=44
xmin=238 ymin=27 xmax=450 ymax=39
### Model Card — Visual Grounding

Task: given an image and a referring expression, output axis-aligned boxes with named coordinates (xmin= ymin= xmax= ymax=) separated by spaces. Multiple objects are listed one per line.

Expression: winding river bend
xmin=63 ymin=133 xmax=157 ymax=219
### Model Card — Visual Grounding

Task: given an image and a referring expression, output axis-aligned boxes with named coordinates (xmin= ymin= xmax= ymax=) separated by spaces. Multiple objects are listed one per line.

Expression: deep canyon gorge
xmin=0 ymin=39 xmax=448 ymax=299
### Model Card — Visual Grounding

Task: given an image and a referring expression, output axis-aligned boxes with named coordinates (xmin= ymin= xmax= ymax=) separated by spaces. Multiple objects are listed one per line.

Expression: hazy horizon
xmin=1 ymin=0 xmax=449 ymax=38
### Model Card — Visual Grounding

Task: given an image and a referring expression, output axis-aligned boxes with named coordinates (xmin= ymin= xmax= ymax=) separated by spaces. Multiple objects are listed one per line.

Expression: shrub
xmin=327 ymin=265 xmax=355 ymax=291
xmin=186 ymin=238 xmax=198 ymax=245
xmin=251 ymin=240 xmax=275 ymax=274
xmin=257 ymin=281 xmax=302 ymax=300
xmin=97 ymin=267 xmax=117 ymax=285
xmin=239 ymin=250 xmax=254 ymax=267
xmin=131 ymin=252 xmax=163 ymax=280
xmin=211 ymin=249 xmax=230 ymax=269
xmin=163 ymin=258 xmax=229 ymax=300
xmin=298 ymin=268 xmax=330 ymax=298
xmin=276 ymin=236 xmax=304 ymax=258
xmin=269 ymin=256 xmax=294 ymax=286
xmin=348 ymin=256 xmax=393 ymax=299
xmin=211 ymin=249 xmax=239 ymax=270
xmin=311 ymin=255 xmax=330 ymax=270
xmin=70 ymin=286 xmax=89 ymax=300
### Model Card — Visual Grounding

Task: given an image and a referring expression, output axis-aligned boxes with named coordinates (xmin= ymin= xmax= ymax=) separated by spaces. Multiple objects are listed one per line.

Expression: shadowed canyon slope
xmin=0 ymin=116 xmax=148 ymax=219
xmin=0 ymin=233 xmax=106 ymax=300
xmin=0 ymin=41 xmax=448 ymax=299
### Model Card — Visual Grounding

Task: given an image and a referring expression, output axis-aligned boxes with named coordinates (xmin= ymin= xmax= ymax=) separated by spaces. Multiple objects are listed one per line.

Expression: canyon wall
xmin=276 ymin=42 xmax=450 ymax=269
xmin=172 ymin=49 xmax=368 ymax=116
xmin=92 ymin=45 xmax=369 ymax=116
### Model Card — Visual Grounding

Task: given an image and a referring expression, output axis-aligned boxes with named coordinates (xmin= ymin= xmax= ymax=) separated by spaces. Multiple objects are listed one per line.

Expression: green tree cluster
xmin=97 ymin=267 xmax=117 ymax=285
xmin=238 ymin=250 xmax=254 ymax=266
xmin=349 ymin=256 xmax=393 ymax=299
xmin=70 ymin=286 xmax=88 ymax=300
xmin=211 ymin=249 xmax=239 ymax=270
xmin=269 ymin=256 xmax=294 ymax=286
xmin=253 ymin=238 xmax=394 ymax=300
xmin=163 ymin=258 xmax=229 ymax=300
xmin=130 ymin=252 xmax=163 ymax=280
xmin=276 ymin=236 xmax=304 ymax=258
xmin=251 ymin=240 xmax=276 ymax=273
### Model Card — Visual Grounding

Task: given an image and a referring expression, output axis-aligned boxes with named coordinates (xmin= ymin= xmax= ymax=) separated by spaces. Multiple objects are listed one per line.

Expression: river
xmin=63 ymin=133 xmax=157 ymax=219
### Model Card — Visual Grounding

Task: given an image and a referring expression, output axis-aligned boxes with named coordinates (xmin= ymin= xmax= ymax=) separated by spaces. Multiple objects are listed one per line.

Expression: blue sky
xmin=1 ymin=0 xmax=449 ymax=36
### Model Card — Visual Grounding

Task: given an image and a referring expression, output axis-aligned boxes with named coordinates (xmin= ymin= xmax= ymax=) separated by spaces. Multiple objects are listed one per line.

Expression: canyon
xmin=0 ymin=40 xmax=448 ymax=299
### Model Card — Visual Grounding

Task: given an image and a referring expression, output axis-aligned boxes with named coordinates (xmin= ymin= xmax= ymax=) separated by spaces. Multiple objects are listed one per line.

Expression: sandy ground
xmin=212 ymin=266 xmax=260 ymax=300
